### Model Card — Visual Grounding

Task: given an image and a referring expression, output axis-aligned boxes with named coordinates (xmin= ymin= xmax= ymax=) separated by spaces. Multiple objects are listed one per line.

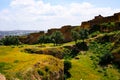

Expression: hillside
xmin=18 ymin=12 xmax=120 ymax=44
xmin=0 ymin=12 xmax=120 ymax=80
xmin=0 ymin=45 xmax=63 ymax=80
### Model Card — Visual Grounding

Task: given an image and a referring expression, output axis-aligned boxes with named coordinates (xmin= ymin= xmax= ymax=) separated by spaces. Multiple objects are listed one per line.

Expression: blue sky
xmin=43 ymin=0 xmax=120 ymax=8
xmin=1 ymin=0 xmax=119 ymax=9
xmin=0 ymin=0 xmax=120 ymax=30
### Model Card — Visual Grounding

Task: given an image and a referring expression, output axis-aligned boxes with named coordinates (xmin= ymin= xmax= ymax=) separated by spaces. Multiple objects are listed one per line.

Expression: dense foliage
xmin=51 ymin=31 xmax=64 ymax=46
xmin=79 ymin=29 xmax=89 ymax=42
xmin=71 ymin=30 xmax=80 ymax=44
xmin=89 ymin=42 xmax=113 ymax=66
xmin=64 ymin=60 xmax=72 ymax=79
xmin=38 ymin=35 xmax=51 ymax=45
xmin=1 ymin=36 xmax=20 ymax=45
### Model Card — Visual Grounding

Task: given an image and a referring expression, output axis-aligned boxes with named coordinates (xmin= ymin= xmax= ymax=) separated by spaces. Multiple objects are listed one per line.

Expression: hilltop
xmin=19 ymin=12 xmax=120 ymax=44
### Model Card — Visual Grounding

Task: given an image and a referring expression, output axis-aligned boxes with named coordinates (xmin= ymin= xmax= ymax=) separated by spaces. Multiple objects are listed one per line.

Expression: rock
xmin=0 ymin=73 xmax=6 ymax=80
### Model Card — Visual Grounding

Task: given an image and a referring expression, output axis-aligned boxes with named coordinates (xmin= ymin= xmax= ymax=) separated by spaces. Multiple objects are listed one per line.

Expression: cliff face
xmin=19 ymin=25 xmax=74 ymax=44
xmin=81 ymin=12 xmax=120 ymax=29
xmin=19 ymin=31 xmax=45 ymax=44
xmin=46 ymin=25 xmax=73 ymax=42
xmin=19 ymin=12 xmax=120 ymax=44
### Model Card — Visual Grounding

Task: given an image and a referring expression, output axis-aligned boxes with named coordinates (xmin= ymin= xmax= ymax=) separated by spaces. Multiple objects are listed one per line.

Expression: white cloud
xmin=0 ymin=0 xmax=120 ymax=30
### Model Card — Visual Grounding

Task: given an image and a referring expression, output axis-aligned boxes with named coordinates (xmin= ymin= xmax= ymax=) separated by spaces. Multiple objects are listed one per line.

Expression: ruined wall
xmin=47 ymin=25 xmax=73 ymax=42
xmin=19 ymin=25 xmax=74 ymax=44
xmin=81 ymin=12 xmax=120 ymax=29
xmin=19 ymin=31 xmax=45 ymax=44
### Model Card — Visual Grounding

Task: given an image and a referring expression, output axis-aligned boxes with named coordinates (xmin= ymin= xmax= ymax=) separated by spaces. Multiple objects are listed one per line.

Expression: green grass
xmin=0 ymin=31 xmax=120 ymax=79
xmin=67 ymin=51 xmax=120 ymax=80
xmin=0 ymin=45 xmax=63 ymax=79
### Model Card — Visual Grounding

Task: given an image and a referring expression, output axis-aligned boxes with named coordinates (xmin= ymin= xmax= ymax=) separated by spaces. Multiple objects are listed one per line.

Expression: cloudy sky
xmin=0 ymin=0 xmax=120 ymax=31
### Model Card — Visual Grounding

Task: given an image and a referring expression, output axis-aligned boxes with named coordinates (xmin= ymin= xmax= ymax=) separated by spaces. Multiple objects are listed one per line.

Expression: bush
xmin=24 ymin=48 xmax=35 ymax=53
xmin=64 ymin=60 xmax=72 ymax=71
xmin=89 ymin=42 xmax=113 ymax=66
xmin=70 ymin=47 xmax=79 ymax=57
xmin=99 ymin=52 xmax=114 ymax=66
xmin=37 ymin=69 xmax=44 ymax=76
xmin=76 ymin=42 xmax=88 ymax=51
xmin=1 ymin=36 xmax=20 ymax=45
xmin=64 ymin=60 xmax=72 ymax=79
xmin=89 ymin=24 xmax=100 ymax=34
xmin=45 ymin=66 xmax=49 ymax=72
xmin=63 ymin=49 xmax=72 ymax=60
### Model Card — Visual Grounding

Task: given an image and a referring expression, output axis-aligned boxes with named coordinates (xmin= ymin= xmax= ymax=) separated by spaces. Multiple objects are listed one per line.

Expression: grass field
xmin=68 ymin=51 xmax=120 ymax=80
xmin=0 ymin=45 xmax=63 ymax=79
xmin=0 ymin=30 xmax=120 ymax=80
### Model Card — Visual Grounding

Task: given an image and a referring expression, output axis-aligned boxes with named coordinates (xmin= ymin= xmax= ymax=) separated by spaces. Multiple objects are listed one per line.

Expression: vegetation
xmin=71 ymin=30 xmax=80 ymax=44
xmin=101 ymin=22 xmax=115 ymax=28
xmin=79 ymin=29 xmax=89 ymax=42
xmin=0 ymin=19 xmax=120 ymax=80
xmin=89 ymin=42 xmax=114 ymax=66
xmin=0 ymin=45 xmax=63 ymax=80
xmin=51 ymin=31 xmax=64 ymax=46
xmin=38 ymin=35 xmax=51 ymax=45
xmin=1 ymin=36 xmax=20 ymax=45
xmin=38 ymin=34 xmax=46 ymax=45
xmin=64 ymin=60 xmax=72 ymax=79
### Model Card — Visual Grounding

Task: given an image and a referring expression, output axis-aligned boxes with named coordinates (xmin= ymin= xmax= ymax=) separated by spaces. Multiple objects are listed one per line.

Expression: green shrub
xmin=1 ymin=36 xmax=20 ymax=45
xmin=51 ymin=31 xmax=64 ymax=46
xmin=37 ymin=69 xmax=44 ymax=76
xmin=45 ymin=66 xmax=49 ymax=72
xmin=71 ymin=30 xmax=80 ymax=44
xmin=64 ymin=60 xmax=72 ymax=79
xmin=76 ymin=42 xmax=88 ymax=51
xmin=64 ymin=60 xmax=72 ymax=71
xmin=63 ymin=49 xmax=72 ymax=60
xmin=99 ymin=52 xmax=114 ymax=66
xmin=89 ymin=42 xmax=113 ymax=66
xmin=24 ymin=48 xmax=36 ymax=53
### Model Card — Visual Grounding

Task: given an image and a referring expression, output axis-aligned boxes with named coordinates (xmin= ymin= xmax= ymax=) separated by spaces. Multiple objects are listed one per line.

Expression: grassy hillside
xmin=0 ymin=45 xmax=63 ymax=80
xmin=68 ymin=52 xmax=120 ymax=80
xmin=65 ymin=31 xmax=120 ymax=80
xmin=0 ymin=30 xmax=120 ymax=80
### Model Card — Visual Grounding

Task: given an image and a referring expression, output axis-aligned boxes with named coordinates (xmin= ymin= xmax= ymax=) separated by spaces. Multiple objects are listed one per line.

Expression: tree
xmin=89 ymin=24 xmax=100 ymax=34
xmin=1 ymin=36 xmax=20 ymax=45
xmin=79 ymin=29 xmax=89 ymax=42
xmin=38 ymin=35 xmax=46 ymax=45
xmin=51 ymin=31 xmax=64 ymax=46
xmin=71 ymin=30 xmax=80 ymax=44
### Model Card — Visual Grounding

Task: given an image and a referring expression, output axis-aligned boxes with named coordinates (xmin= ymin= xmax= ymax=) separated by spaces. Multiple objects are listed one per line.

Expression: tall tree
xmin=71 ymin=30 xmax=80 ymax=44
xmin=79 ymin=29 xmax=89 ymax=42
xmin=51 ymin=31 xmax=64 ymax=46
xmin=38 ymin=35 xmax=46 ymax=45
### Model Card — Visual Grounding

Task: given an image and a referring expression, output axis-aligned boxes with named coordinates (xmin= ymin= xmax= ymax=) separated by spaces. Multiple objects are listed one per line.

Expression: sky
xmin=0 ymin=0 xmax=120 ymax=31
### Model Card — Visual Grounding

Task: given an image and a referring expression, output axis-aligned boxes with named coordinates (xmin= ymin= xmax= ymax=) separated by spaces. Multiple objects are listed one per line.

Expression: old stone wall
xmin=81 ymin=12 xmax=120 ymax=29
